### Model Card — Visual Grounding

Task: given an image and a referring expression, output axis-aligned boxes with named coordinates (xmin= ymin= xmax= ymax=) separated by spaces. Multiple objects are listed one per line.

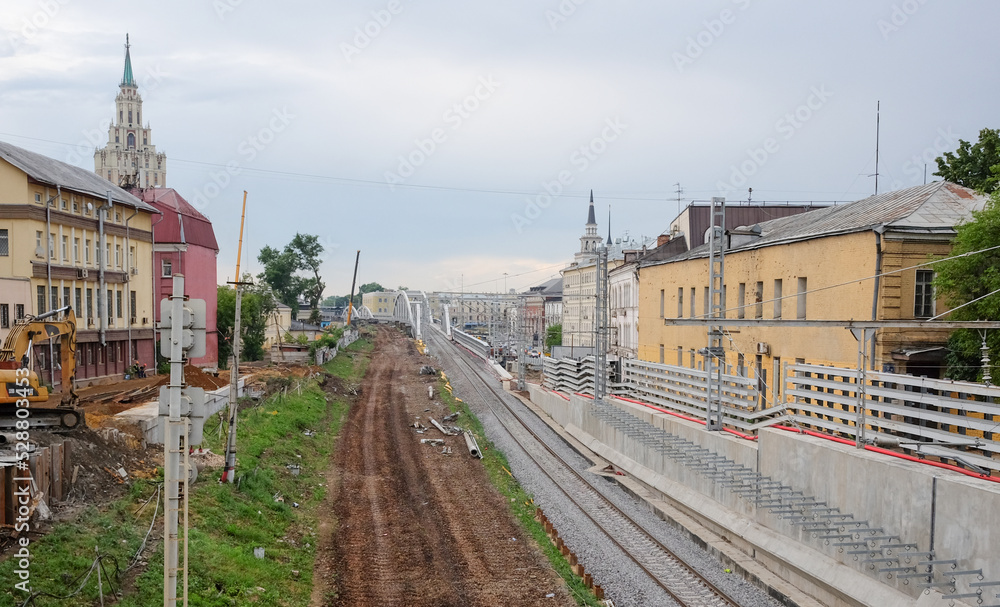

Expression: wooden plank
xmin=63 ymin=440 xmax=72 ymax=497
xmin=0 ymin=466 xmax=9 ymax=527
xmin=50 ymin=443 xmax=62 ymax=502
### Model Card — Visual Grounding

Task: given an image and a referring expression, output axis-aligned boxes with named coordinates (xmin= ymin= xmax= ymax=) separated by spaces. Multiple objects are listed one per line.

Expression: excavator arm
xmin=0 ymin=306 xmax=78 ymax=404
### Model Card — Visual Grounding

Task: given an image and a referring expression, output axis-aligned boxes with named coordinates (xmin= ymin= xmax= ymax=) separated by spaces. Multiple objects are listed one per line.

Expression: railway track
xmin=427 ymin=328 xmax=743 ymax=607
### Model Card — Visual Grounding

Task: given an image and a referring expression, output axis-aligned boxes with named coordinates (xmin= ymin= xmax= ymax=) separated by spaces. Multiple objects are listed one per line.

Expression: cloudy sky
xmin=1 ymin=0 xmax=997 ymax=296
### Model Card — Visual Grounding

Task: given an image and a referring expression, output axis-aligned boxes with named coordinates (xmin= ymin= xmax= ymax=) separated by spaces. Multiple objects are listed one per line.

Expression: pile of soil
xmin=184 ymin=364 xmax=228 ymax=390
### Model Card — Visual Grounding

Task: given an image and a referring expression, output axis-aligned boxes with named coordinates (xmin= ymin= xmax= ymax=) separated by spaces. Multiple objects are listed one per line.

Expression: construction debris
xmin=430 ymin=418 xmax=455 ymax=436
xmin=420 ymin=439 xmax=445 ymax=446
xmin=443 ymin=412 xmax=459 ymax=423
xmin=419 ymin=365 xmax=436 ymax=375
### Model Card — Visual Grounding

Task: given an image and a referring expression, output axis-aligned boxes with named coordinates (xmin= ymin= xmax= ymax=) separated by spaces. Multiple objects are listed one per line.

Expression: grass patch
xmin=0 ymin=339 xmax=371 ymax=607
xmin=437 ymin=374 xmax=604 ymax=607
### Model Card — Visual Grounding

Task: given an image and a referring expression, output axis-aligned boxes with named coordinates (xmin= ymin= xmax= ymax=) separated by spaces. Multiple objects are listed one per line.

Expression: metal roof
xmin=139 ymin=188 xmax=219 ymax=251
xmin=647 ymin=182 xmax=987 ymax=267
xmin=0 ymin=140 xmax=157 ymax=213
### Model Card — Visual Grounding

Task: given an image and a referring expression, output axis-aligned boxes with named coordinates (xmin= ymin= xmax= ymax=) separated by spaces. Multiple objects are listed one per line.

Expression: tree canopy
xmin=217 ymin=278 xmax=277 ymax=365
xmin=934 ymin=127 xmax=1000 ymax=193
xmin=258 ymin=233 xmax=326 ymax=322
xmin=933 ymin=189 xmax=1000 ymax=381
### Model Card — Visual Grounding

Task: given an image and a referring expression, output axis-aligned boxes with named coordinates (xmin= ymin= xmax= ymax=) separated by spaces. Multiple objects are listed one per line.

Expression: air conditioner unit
xmin=122 ymin=273 xmax=130 ymax=282
xmin=756 ymin=342 xmax=770 ymax=355
xmin=35 ymin=246 xmax=45 ymax=258
xmin=131 ymin=267 xmax=139 ymax=275
xmin=77 ymin=268 xmax=89 ymax=279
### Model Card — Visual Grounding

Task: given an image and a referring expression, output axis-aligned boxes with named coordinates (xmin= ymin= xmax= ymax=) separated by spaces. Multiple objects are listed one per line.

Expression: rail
xmin=431 ymin=331 xmax=741 ymax=607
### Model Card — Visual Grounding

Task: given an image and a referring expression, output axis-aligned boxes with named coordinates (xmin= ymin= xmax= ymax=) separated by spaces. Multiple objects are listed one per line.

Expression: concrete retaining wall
xmin=525 ymin=384 xmax=1000 ymax=606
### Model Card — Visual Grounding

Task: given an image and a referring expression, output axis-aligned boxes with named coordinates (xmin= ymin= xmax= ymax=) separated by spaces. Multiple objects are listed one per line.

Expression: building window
xmin=915 ymin=270 xmax=935 ymax=318
xmin=703 ymin=286 xmax=709 ymax=315
xmin=72 ymin=200 xmax=79 ymax=213
xmin=15 ymin=304 xmax=24 ymax=320
xmin=49 ymin=233 xmax=55 ymax=259
xmin=797 ymin=277 xmax=808 ymax=319
xmin=60 ymin=198 xmax=67 ymax=210
xmin=61 ymin=235 xmax=68 ymax=261
xmin=37 ymin=286 xmax=46 ymax=314
xmin=75 ymin=288 xmax=82 ymax=315
xmin=773 ymin=279 xmax=783 ymax=319
xmin=162 ymin=259 xmax=172 ymax=277
xmin=129 ymin=246 xmax=135 ymax=269
xmin=85 ymin=239 xmax=91 ymax=264
xmin=86 ymin=288 xmax=93 ymax=321
xmin=0 ymin=229 xmax=7 ymax=256
xmin=659 ymin=344 xmax=665 ymax=364
xmin=677 ymin=287 xmax=684 ymax=318
xmin=50 ymin=286 xmax=58 ymax=312
xmin=690 ymin=287 xmax=696 ymax=318
xmin=128 ymin=110 xmax=133 ymax=124
xmin=130 ymin=290 xmax=137 ymax=321
xmin=107 ymin=290 xmax=113 ymax=324
xmin=116 ymin=290 xmax=123 ymax=318
xmin=0 ymin=304 xmax=8 ymax=329
xmin=754 ymin=281 xmax=764 ymax=319
xmin=659 ymin=289 xmax=664 ymax=319
xmin=63 ymin=286 xmax=70 ymax=309
xmin=115 ymin=245 xmax=122 ymax=268
xmin=73 ymin=238 xmax=80 ymax=263
xmin=127 ymin=133 xmax=135 ymax=148
xmin=36 ymin=231 xmax=42 ymax=251
xmin=737 ymin=283 xmax=746 ymax=319
xmin=34 ymin=193 xmax=42 ymax=203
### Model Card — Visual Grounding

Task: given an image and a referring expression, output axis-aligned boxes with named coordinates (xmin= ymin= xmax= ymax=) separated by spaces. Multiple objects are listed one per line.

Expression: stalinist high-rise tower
xmin=94 ymin=35 xmax=166 ymax=189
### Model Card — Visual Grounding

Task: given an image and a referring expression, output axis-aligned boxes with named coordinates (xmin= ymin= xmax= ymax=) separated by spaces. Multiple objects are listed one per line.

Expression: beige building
xmin=264 ymin=302 xmax=293 ymax=349
xmin=362 ymin=291 xmax=397 ymax=320
xmin=94 ymin=36 xmax=166 ymax=190
xmin=0 ymin=140 xmax=159 ymax=386
xmin=637 ymin=182 xmax=988 ymax=390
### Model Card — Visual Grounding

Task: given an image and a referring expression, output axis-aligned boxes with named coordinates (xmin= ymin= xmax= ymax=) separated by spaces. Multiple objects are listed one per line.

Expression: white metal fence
xmin=543 ymin=355 xmax=1000 ymax=474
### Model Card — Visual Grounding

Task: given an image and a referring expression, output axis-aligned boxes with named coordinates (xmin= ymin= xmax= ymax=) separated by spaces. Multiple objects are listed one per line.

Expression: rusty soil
xmin=319 ymin=327 xmax=574 ymax=607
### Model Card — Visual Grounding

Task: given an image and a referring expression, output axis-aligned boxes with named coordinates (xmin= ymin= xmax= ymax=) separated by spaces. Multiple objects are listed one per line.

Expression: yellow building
xmin=0 ymin=141 xmax=159 ymax=387
xmin=637 ymin=182 xmax=988 ymax=388
xmin=362 ymin=291 xmax=397 ymax=319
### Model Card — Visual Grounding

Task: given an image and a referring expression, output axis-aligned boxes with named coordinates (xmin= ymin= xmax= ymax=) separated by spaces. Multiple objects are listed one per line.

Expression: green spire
xmin=121 ymin=34 xmax=135 ymax=87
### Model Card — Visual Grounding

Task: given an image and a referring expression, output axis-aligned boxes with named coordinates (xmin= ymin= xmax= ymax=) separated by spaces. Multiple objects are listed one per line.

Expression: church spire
xmin=587 ymin=189 xmax=596 ymax=225
xmin=121 ymin=34 xmax=135 ymax=87
xmin=607 ymin=206 xmax=612 ymax=246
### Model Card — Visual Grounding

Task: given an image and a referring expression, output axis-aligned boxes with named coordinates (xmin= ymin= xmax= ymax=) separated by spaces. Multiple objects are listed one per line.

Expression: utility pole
xmin=594 ymin=245 xmax=609 ymax=400
xmin=705 ymin=197 xmax=726 ymax=431
xmin=516 ymin=296 xmax=527 ymax=391
xmin=222 ymin=192 xmax=248 ymax=484
xmin=346 ymin=250 xmax=360 ymax=325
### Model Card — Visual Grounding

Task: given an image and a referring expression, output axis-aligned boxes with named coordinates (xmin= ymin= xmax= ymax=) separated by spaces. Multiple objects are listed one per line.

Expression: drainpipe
xmin=870 ymin=225 xmax=885 ymax=369
xmin=125 ymin=206 xmax=139 ymax=361
xmin=46 ymin=187 xmax=58 ymax=386
xmin=98 ymin=192 xmax=113 ymax=347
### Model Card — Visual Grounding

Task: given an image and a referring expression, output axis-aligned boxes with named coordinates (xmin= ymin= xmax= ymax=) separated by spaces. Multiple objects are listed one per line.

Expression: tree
xmin=932 ymin=189 xmax=1000 ymax=381
xmin=545 ymin=324 xmax=562 ymax=351
xmin=935 ymin=128 xmax=1000 ymax=193
xmin=257 ymin=234 xmax=326 ymax=321
xmin=217 ymin=278 xmax=277 ymax=366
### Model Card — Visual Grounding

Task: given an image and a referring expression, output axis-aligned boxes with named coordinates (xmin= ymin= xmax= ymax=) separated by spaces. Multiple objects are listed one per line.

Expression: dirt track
xmin=325 ymin=327 xmax=573 ymax=606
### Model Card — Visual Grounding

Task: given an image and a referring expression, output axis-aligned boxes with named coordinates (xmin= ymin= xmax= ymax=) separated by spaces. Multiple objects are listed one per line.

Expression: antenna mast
xmin=874 ymin=101 xmax=881 ymax=195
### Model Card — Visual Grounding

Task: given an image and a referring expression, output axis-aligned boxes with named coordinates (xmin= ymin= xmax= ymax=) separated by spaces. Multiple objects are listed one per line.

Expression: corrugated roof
xmin=648 ymin=182 xmax=987 ymax=266
xmin=139 ymin=188 xmax=219 ymax=251
xmin=0 ymin=140 xmax=157 ymax=212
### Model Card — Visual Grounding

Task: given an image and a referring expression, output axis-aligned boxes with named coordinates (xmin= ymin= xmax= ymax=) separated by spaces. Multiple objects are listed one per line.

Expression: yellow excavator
xmin=1 ymin=305 xmax=84 ymax=430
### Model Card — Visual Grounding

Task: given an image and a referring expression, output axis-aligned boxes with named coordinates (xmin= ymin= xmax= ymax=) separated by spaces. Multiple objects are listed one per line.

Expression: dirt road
xmin=323 ymin=327 xmax=573 ymax=606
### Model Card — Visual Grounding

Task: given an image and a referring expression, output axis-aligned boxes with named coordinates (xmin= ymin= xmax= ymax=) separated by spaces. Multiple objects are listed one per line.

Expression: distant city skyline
xmin=1 ymin=1 xmax=997 ymax=295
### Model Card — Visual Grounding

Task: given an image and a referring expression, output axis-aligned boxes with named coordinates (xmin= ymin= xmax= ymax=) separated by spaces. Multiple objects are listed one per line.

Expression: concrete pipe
xmin=464 ymin=430 xmax=482 ymax=459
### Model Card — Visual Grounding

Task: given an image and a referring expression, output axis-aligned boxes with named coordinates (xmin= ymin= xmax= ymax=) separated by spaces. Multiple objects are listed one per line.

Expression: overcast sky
xmin=1 ymin=1 xmax=997 ymax=296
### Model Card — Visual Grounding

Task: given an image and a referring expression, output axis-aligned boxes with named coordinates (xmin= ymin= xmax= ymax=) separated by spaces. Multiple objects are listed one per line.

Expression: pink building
xmin=138 ymin=189 xmax=219 ymax=369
